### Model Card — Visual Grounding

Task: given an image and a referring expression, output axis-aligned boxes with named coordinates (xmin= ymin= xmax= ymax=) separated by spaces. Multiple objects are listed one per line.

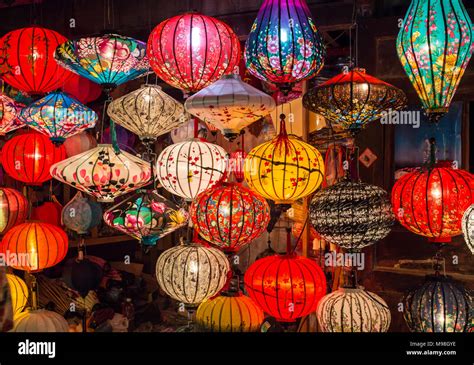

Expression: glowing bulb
xmin=191 ymin=27 xmax=201 ymax=49
xmin=280 ymin=28 xmax=288 ymax=43
xmin=189 ymin=260 xmax=198 ymax=275
xmin=431 ymin=187 xmax=442 ymax=199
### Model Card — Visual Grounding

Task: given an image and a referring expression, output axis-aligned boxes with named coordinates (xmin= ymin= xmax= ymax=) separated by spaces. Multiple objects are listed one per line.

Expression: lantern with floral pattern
xmin=0 ymin=94 xmax=23 ymax=135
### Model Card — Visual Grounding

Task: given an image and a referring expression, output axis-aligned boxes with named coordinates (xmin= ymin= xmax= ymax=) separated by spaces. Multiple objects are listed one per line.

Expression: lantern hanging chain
xmin=28 ymin=272 xmax=39 ymax=311
xmin=291 ymin=215 xmax=309 ymax=255
xmin=433 ymin=247 xmax=446 ymax=277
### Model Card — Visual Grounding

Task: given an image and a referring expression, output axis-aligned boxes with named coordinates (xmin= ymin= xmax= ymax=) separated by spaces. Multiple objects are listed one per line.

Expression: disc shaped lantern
xmin=6 ymin=274 xmax=28 ymax=318
xmin=397 ymin=0 xmax=473 ymax=121
xmin=62 ymin=192 xmax=102 ymax=235
xmin=0 ymin=94 xmax=24 ymax=135
xmin=54 ymin=34 xmax=149 ymax=91
xmin=309 ymin=179 xmax=394 ymax=250
xmin=191 ymin=182 xmax=270 ymax=253
xmin=391 ymin=167 xmax=474 ymax=242
xmin=303 ymin=68 xmax=407 ymax=132
xmin=107 ymin=84 xmax=186 ymax=144
xmin=461 ymin=204 xmax=474 ymax=254
xmin=0 ymin=187 xmax=27 ymax=235
xmin=0 ymin=26 xmax=73 ymax=94
xmin=185 ymin=74 xmax=276 ymax=141
xmin=19 ymin=91 xmax=98 ymax=144
xmin=50 ymin=144 xmax=151 ymax=203
xmin=104 ymin=190 xmax=189 ymax=246
xmin=245 ymin=0 xmax=325 ymax=91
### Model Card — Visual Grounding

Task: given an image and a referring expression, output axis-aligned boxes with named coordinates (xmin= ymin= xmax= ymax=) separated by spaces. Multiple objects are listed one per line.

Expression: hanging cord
xmin=424 ymin=137 xmax=437 ymax=170
xmin=291 ymin=215 xmax=309 ymax=255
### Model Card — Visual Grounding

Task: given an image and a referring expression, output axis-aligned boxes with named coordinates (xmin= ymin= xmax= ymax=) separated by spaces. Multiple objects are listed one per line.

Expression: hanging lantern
xmin=13 ymin=309 xmax=69 ymax=332
xmin=392 ymin=167 xmax=474 ymax=242
xmin=54 ymin=34 xmax=149 ymax=91
xmin=403 ymin=274 xmax=473 ymax=332
xmin=245 ymin=0 xmax=325 ymax=91
xmin=303 ymin=68 xmax=407 ymax=132
xmin=397 ymin=0 xmax=473 ymax=121
xmin=244 ymin=114 xmax=324 ymax=204
xmin=0 ymin=222 xmax=68 ymax=272
xmin=107 ymin=84 xmax=186 ymax=144
xmin=19 ymin=91 xmax=98 ymax=144
xmin=317 ymin=287 xmax=391 ymax=332
xmin=104 ymin=190 xmax=189 ymax=246
xmin=0 ymin=187 xmax=27 ymax=235
xmin=1 ymin=132 xmax=66 ymax=186
xmin=191 ymin=182 xmax=270 ymax=253
xmin=170 ymin=118 xmax=206 ymax=143
xmin=156 ymin=140 xmax=227 ymax=201
xmin=0 ymin=27 xmax=73 ymax=94
xmin=147 ymin=13 xmax=241 ymax=96
xmin=63 ymin=131 xmax=97 ymax=158
xmin=310 ymin=179 xmax=394 ymax=250
xmin=6 ymin=274 xmax=28 ymax=318
xmin=62 ymin=192 xmax=102 ymax=234
xmin=61 ymin=73 xmax=102 ymax=104
xmin=229 ymin=149 xmax=246 ymax=183
xmin=185 ymin=74 xmax=276 ymax=141
xmin=0 ymin=94 xmax=24 ymax=135
xmin=155 ymin=242 xmax=230 ymax=307
xmin=31 ymin=201 xmax=63 ymax=226
xmin=244 ymin=254 xmax=327 ymax=322
xmin=50 ymin=144 xmax=151 ymax=203
xmin=195 ymin=292 xmax=264 ymax=332
xmin=461 ymin=204 xmax=474 ymax=254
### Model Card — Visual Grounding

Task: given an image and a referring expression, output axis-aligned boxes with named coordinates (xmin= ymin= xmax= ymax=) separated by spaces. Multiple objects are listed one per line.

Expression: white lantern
xmin=462 ymin=204 xmax=474 ymax=254
xmin=156 ymin=140 xmax=227 ymax=201
xmin=12 ymin=309 xmax=69 ymax=332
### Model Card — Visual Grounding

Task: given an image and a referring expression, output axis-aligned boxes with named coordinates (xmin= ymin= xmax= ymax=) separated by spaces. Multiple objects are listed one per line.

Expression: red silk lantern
xmin=0 ymin=222 xmax=68 ymax=272
xmin=229 ymin=149 xmax=246 ymax=183
xmin=147 ymin=13 xmax=241 ymax=95
xmin=244 ymin=253 xmax=326 ymax=322
xmin=63 ymin=131 xmax=97 ymax=158
xmin=392 ymin=167 xmax=474 ymax=242
xmin=61 ymin=73 xmax=102 ymax=104
xmin=0 ymin=187 xmax=27 ymax=235
xmin=1 ymin=132 xmax=65 ymax=185
xmin=0 ymin=27 xmax=72 ymax=95
xmin=31 ymin=201 xmax=63 ymax=226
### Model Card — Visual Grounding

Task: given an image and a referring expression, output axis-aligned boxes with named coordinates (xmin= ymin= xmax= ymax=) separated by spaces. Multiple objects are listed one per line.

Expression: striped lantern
xmin=6 ymin=274 xmax=28 ymax=318
xmin=461 ymin=204 xmax=474 ymax=254
xmin=0 ymin=94 xmax=24 ymax=135
xmin=12 ymin=309 xmax=69 ymax=332
xmin=0 ymin=187 xmax=28 ymax=235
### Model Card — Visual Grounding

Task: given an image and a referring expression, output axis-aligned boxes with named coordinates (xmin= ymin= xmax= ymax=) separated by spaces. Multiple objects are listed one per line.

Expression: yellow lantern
xmin=6 ymin=274 xmax=28 ymax=318
xmin=244 ymin=114 xmax=324 ymax=204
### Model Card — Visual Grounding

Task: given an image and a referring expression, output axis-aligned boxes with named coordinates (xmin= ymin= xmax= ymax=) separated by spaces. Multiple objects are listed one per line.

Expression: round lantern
xmin=0 ymin=187 xmax=27 ymax=235
xmin=170 ymin=118 xmax=206 ymax=143
xmin=19 ymin=91 xmax=98 ymax=144
xmin=397 ymin=0 xmax=473 ymax=121
xmin=107 ymin=84 xmax=186 ymax=143
xmin=310 ymin=179 xmax=394 ymax=250
xmin=0 ymin=94 xmax=24 ymax=135
xmin=50 ymin=144 xmax=151 ymax=202
xmin=195 ymin=292 xmax=264 ymax=332
xmin=104 ymin=190 xmax=189 ymax=246
xmin=6 ymin=274 xmax=28 ymax=318
xmin=31 ymin=201 xmax=63 ymax=226
xmin=12 ymin=309 xmax=69 ymax=332
xmin=462 ymin=204 xmax=474 ymax=254
xmin=317 ymin=287 xmax=391 ymax=332
xmin=54 ymin=34 xmax=149 ymax=91
xmin=62 ymin=192 xmax=102 ymax=234
xmin=147 ymin=13 xmax=241 ymax=95
xmin=229 ymin=149 xmax=246 ymax=183
xmin=0 ymin=27 xmax=73 ymax=94
xmin=156 ymin=140 xmax=227 ymax=201
xmin=155 ymin=242 xmax=230 ymax=307
xmin=403 ymin=274 xmax=473 ymax=332
xmin=245 ymin=0 xmax=325 ymax=91
xmin=303 ymin=68 xmax=407 ymax=132
xmin=0 ymin=222 xmax=68 ymax=272
xmin=63 ymin=131 xmax=97 ymax=157
xmin=185 ymin=74 xmax=276 ymax=141
xmin=244 ymin=115 xmax=324 ymax=204
xmin=61 ymin=73 xmax=102 ymax=104
xmin=244 ymin=253 xmax=327 ymax=322
xmin=191 ymin=182 xmax=270 ymax=253
xmin=391 ymin=167 xmax=474 ymax=242
xmin=1 ymin=132 xmax=66 ymax=185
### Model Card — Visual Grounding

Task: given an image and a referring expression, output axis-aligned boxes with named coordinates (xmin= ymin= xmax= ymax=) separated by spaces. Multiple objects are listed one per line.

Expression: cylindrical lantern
xmin=61 ymin=73 xmax=102 ymax=104
xmin=0 ymin=187 xmax=27 ymax=235
xmin=0 ymin=27 xmax=73 ymax=94
xmin=31 ymin=201 xmax=63 ymax=226
xmin=63 ymin=131 xmax=97 ymax=157
xmin=462 ymin=204 xmax=474 ymax=254
xmin=156 ymin=140 xmax=227 ymax=201
xmin=12 ymin=309 xmax=69 ymax=332
xmin=195 ymin=292 xmax=264 ymax=332
xmin=62 ymin=192 xmax=102 ymax=234
xmin=310 ymin=179 xmax=394 ymax=250
xmin=147 ymin=13 xmax=241 ymax=95
xmin=0 ymin=94 xmax=24 ymax=135
xmin=317 ymin=287 xmax=391 ymax=332
xmin=403 ymin=274 xmax=473 ymax=332
xmin=191 ymin=182 xmax=270 ymax=253
xmin=0 ymin=222 xmax=68 ymax=272
xmin=6 ymin=274 xmax=28 ymax=318
xmin=391 ymin=167 xmax=474 ymax=242
xmin=244 ymin=254 xmax=327 ymax=322
xmin=155 ymin=242 xmax=230 ymax=307
xmin=1 ymin=132 xmax=66 ymax=185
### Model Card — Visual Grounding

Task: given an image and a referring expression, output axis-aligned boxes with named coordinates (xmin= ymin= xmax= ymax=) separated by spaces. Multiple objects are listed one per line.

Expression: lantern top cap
xmin=220 ymin=74 xmax=241 ymax=81
xmin=141 ymin=84 xmax=162 ymax=90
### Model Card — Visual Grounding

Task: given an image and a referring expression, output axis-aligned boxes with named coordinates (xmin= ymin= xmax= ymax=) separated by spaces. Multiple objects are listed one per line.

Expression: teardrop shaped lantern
xmin=303 ymin=68 xmax=407 ymax=132
xmin=244 ymin=114 xmax=324 ymax=204
xmin=6 ymin=274 xmax=28 ymax=318
xmin=0 ymin=187 xmax=27 ymax=235
xmin=185 ymin=74 xmax=276 ymax=141
xmin=62 ymin=192 xmax=102 ymax=234
xmin=104 ymin=190 xmax=189 ymax=246
xmin=0 ymin=27 xmax=73 ymax=94
xmin=397 ymin=0 xmax=473 ymax=121
xmin=50 ymin=145 xmax=151 ymax=203
xmin=0 ymin=94 xmax=24 ymax=135
xmin=461 ymin=204 xmax=474 ymax=254
xmin=13 ymin=309 xmax=69 ymax=332
xmin=245 ymin=0 xmax=325 ymax=91
xmin=54 ymin=34 xmax=149 ymax=91
xmin=147 ymin=13 xmax=241 ymax=96
xmin=107 ymin=84 xmax=186 ymax=144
